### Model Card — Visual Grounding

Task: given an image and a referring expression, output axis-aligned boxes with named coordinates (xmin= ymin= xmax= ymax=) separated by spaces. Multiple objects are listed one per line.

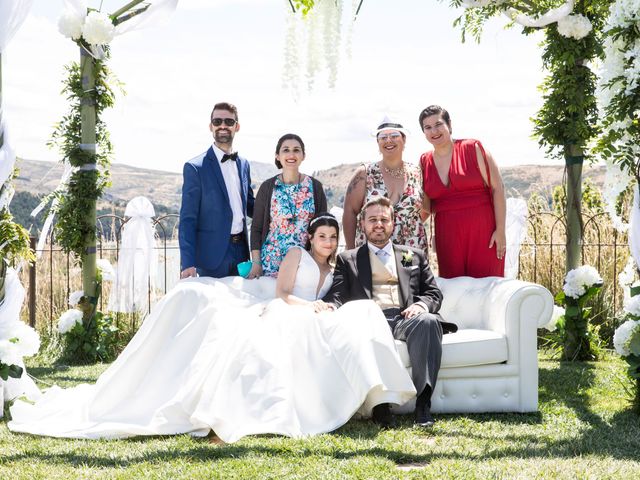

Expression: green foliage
xmin=47 ymin=53 xmax=118 ymax=260
xmin=290 ymin=0 xmax=316 ymax=15
xmin=0 ymin=166 xmax=34 ymax=266
xmin=0 ymin=362 xmax=23 ymax=382
xmin=0 ymin=208 xmax=34 ymax=266
xmin=532 ymin=1 xmax=606 ymax=161
xmin=61 ymin=309 xmax=120 ymax=364
xmin=551 ymin=178 xmax=605 ymax=215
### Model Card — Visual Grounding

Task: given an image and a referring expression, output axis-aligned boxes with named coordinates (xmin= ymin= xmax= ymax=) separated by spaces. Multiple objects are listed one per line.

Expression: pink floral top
xmin=355 ymin=162 xmax=427 ymax=253
xmin=261 ymin=175 xmax=315 ymax=277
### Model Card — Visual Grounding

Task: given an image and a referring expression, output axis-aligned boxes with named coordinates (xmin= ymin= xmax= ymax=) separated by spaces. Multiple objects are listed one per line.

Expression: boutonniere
xmin=401 ymin=250 xmax=414 ymax=267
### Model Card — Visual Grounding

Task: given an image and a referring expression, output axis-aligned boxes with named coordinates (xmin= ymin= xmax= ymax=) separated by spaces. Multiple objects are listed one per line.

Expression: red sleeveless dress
xmin=420 ymin=139 xmax=504 ymax=278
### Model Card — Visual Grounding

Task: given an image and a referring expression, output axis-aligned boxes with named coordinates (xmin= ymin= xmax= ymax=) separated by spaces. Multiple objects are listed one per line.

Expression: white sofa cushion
xmin=394 ymin=328 xmax=508 ymax=369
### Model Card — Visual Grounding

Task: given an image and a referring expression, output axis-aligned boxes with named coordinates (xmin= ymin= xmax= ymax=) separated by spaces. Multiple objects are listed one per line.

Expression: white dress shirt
xmin=212 ymin=143 xmax=244 ymax=235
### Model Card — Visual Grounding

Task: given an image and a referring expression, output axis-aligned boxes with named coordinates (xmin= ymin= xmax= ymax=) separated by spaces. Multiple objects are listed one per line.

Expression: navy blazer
xmin=179 ymin=146 xmax=255 ymax=271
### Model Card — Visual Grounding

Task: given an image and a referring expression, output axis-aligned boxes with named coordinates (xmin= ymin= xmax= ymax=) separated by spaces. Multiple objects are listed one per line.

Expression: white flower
xmin=562 ymin=265 xmax=603 ymax=299
xmin=58 ymin=10 xmax=85 ymax=40
xmin=557 ymin=14 xmax=593 ymax=40
xmin=0 ymin=339 xmax=21 ymax=367
xmin=544 ymin=305 xmax=565 ymax=332
xmin=0 ymin=321 xmax=40 ymax=361
xmin=10 ymin=322 xmax=41 ymax=358
xmin=69 ymin=290 xmax=84 ymax=307
xmin=82 ymin=11 xmax=115 ymax=46
xmin=97 ymin=259 xmax=115 ymax=282
xmin=625 ymin=295 xmax=640 ymax=317
xmin=613 ymin=319 xmax=640 ymax=356
xmin=57 ymin=309 xmax=84 ymax=334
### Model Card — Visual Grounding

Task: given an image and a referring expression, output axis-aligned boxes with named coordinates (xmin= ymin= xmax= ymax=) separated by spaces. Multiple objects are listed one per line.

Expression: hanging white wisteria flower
xmin=562 ymin=265 xmax=603 ymax=299
xmin=68 ymin=290 xmax=84 ymax=307
xmin=601 ymin=159 xmax=632 ymax=232
xmin=556 ymin=14 xmax=592 ymax=40
xmin=613 ymin=319 xmax=640 ymax=357
xmin=58 ymin=9 xmax=85 ymax=40
xmin=57 ymin=309 xmax=84 ymax=334
xmin=544 ymin=305 xmax=566 ymax=332
xmin=283 ymin=0 xmax=355 ymax=94
xmin=82 ymin=10 xmax=115 ymax=46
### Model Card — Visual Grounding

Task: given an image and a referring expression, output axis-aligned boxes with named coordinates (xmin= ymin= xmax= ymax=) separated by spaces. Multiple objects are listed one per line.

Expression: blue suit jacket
xmin=179 ymin=146 xmax=255 ymax=271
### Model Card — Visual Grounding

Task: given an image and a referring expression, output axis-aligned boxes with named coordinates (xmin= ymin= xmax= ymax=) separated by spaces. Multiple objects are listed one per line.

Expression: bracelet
xmin=251 ymin=260 xmax=261 ymax=265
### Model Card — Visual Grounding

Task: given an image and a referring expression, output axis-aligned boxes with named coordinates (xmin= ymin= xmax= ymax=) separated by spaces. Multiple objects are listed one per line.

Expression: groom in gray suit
xmin=323 ymin=196 xmax=456 ymax=427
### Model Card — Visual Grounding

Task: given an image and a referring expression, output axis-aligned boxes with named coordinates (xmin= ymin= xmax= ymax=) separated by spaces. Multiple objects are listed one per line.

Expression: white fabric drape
xmin=0 ymin=268 xmax=41 ymax=417
xmin=629 ymin=185 xmax=640 ymax=270
xmin=108 ymin=196 xmax=158 ymax=313
xmin=505 ymin=1 xmax=574 ymax=28
xmin=1 ymin=0 xmax=33 ymax=210
xmin=114 ymin=0 xmax=179 ymax=36
xmin=504 ymin=198 xmax=528 ymax=279
xmin=0 ymin=0 xmax=34 ymax=51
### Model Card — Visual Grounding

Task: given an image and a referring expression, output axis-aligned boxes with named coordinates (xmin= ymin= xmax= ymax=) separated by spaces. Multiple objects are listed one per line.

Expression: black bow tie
xmin=221 ymin=152 xmax=238 ymax=163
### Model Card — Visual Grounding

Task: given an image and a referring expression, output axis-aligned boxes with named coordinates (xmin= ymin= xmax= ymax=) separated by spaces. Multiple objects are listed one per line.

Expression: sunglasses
xmin=211 ymin=118 xmax=237 ymax=127
xmin=377 ymin=132 xmax=402 ymax=142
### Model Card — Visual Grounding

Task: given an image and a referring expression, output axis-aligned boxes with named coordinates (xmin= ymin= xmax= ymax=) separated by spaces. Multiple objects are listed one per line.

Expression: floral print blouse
xmin=261 ymin=175 xmax=316 ymax=277
xmin=355 ymin=162 xmax=427 ymax=253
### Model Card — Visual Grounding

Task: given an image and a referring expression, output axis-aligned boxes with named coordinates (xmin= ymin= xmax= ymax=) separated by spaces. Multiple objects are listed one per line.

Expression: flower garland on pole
xmin=47 ymin=0 xmax=176 ymax=363
xmin=593 ymin=1 xmax=640 ymax=233
xmin=554 ymin=265 xmax=603 ymax=360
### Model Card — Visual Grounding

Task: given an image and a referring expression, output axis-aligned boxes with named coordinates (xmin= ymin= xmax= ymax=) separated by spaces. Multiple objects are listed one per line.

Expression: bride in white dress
xmin=9 ymin=214 xmax=416 ymax=442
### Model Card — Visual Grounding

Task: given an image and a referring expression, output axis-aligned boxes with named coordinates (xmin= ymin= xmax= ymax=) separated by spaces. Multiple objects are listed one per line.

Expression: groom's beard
xmin=214 ymin=129 xmax=234 ymax=145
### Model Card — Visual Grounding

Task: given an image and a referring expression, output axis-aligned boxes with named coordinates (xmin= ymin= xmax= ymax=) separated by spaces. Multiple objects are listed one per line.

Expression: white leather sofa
xmin=393 ymin=276 xmax=553 ymax=414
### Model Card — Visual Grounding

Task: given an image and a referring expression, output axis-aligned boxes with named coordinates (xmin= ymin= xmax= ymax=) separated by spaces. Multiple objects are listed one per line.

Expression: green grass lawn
xmin=2 ymin=352 xmax=640 ymax=479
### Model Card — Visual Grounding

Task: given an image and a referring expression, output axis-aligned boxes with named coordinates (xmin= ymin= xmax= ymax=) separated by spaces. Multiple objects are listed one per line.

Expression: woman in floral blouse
xmin=249 ymin=133 xmax=327 ymax=278
xmin=342 ymin=117 xmax=427 ymax=253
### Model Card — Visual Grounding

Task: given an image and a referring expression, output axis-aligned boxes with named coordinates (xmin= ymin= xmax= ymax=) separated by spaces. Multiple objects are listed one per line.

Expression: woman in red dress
xmin=419 ymin=105 xmax=506 ymax=278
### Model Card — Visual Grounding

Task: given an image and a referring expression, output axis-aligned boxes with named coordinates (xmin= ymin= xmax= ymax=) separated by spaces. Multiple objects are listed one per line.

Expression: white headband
xmin=310 ymin=215 xmax=336 ymax=227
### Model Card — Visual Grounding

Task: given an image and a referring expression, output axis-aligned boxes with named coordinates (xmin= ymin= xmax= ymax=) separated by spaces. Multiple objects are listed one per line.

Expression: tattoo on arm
xmin=346 ymin=173 xmax=365 ymax=195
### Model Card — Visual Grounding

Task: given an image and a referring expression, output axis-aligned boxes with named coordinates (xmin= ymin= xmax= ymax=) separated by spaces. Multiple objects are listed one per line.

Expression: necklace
xmin=381 ymin=163 xmax=406 ymax=179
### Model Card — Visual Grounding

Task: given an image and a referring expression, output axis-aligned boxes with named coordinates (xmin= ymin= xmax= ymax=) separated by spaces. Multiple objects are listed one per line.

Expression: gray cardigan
xmin=250 ymin=175 xmax=328 ymax=251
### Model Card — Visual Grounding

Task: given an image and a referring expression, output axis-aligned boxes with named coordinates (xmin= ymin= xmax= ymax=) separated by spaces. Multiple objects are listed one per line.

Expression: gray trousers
xmin=386 ymin=310 xmax=443 ymax=402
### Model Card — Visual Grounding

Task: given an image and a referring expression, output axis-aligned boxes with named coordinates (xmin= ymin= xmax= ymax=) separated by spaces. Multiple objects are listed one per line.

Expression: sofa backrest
xmin=435 ymin=276 xmax=501 ymax=330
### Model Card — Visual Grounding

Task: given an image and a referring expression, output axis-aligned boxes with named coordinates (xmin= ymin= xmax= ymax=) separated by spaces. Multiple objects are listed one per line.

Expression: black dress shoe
xmin=414 ymin=404 xmax=435 ymax=428
xmin=372 ymin=403 xmax=397 ymax=429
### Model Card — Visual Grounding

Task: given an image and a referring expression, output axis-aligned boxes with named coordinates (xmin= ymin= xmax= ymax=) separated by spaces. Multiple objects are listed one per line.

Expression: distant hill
xmin=10 ymin=158 xmax=606 ymax=233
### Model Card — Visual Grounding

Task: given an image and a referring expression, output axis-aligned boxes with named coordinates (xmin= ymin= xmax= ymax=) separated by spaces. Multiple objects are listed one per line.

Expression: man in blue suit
xmin=179 ymin=102 xmax=255 ymax=278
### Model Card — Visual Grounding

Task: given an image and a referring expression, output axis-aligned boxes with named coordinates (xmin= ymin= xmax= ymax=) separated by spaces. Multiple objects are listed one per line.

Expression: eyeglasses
xmin=211 ymin=118 xmax=237 ymax=127
xmin=377 ymin=132 xmax=402 ymax=142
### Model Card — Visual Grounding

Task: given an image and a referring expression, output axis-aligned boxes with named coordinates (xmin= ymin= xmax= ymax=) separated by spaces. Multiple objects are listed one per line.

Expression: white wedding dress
xmin=9 ymin=248 xmax=416 ymax=442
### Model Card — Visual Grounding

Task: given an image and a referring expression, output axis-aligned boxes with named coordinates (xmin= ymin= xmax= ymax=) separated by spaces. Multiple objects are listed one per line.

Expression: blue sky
xmin=4 ymin=0 xmax=549 ymax=174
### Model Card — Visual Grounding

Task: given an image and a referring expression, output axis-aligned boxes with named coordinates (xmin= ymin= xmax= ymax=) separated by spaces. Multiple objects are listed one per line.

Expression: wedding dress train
xmin=9 ymin=248 xmax=415 ymax=442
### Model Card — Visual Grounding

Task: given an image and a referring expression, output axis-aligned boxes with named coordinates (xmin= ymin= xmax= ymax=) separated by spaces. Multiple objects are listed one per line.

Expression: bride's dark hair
xmin=305 ymin=212 xmax=340 ymax=264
